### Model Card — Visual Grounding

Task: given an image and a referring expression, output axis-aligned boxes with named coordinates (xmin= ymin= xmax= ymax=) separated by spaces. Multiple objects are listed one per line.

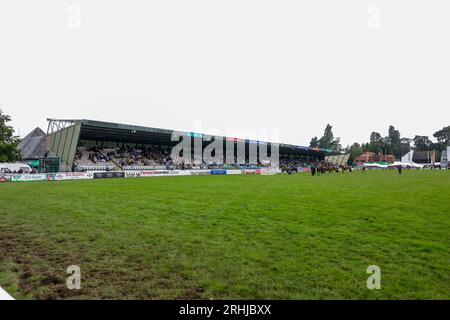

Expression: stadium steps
xmin=110 ymin=158 xmax=123 ymax=171
xmin=99 ymin=150 xmax=123 ymax=171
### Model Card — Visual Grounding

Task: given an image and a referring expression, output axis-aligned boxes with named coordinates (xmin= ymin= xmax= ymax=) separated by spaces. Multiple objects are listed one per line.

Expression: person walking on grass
xmin=311 ymin=164 xmax=316 ymax=176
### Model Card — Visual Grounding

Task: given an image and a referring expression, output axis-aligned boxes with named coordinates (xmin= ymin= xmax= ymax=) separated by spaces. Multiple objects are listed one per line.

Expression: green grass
xmin=0 ymin=170 xmax=449 ymax=300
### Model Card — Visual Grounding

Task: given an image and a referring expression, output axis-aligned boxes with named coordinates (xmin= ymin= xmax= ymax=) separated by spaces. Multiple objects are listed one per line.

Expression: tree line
xmin=0 ymin=109 xmax=20 ymax=162
xmin=310 ymin=124 xmax=450 ymax=164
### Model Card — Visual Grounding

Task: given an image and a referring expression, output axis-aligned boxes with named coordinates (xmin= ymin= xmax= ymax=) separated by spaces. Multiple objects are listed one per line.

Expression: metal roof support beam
xmin=46 ymin=119 xmax=81 ymax=134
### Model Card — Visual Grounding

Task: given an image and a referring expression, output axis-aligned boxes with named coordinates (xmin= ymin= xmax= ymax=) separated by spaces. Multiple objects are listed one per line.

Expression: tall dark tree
xmin=0 ymin=109 xmax=20 ymax=162
xmin=387 ymin=125 xmax=401 ymax=158
xmin=318 ymin=124 xmax=334 ymax=149
xmin=369 ymin=131 xmax=384 ymax=154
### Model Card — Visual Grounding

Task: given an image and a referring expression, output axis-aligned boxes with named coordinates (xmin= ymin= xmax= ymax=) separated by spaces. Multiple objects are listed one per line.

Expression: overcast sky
xmin=1 ymin=0 xmax=449 ymax=146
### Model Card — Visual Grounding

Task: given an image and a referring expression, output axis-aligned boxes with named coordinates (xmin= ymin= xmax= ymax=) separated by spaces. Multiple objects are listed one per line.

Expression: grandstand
xmin=20 ymin=119 xmax=327 ymax=172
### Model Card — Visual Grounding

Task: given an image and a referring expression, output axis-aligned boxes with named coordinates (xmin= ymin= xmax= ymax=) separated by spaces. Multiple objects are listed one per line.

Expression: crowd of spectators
xmin=75 ymin=145 xmax=357 ymax=172
xmin=107 ymin=146 xmax=171 ymax=167
xmin=75 ymin=146 xmax=111 ymax=165
xmin=75 ymin=145 xmax=172 ymax=171
xmin=75 ymin=145 xmax=281 ymax=171
xmin=279 ymin=158 xmax=351 ymax=174
xmin=279 ymin=158 xmax=313 ymax=171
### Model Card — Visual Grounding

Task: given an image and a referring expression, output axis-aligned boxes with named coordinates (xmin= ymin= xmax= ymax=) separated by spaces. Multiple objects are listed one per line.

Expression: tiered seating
xmin=74 ymin=145 xmax=279 ymax=171
xmin=77 ymin=164 xmax=115 ymax=171
xmin=75 ymin=145 xmax=171 ymax=171
xmin=75 ymin=147 xmax=116 ymax=171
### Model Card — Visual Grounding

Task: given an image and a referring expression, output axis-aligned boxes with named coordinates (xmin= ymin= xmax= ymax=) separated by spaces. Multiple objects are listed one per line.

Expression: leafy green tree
xmin=346 ymin=142 xmax=364 ymax=164
xmin=362 ymin=142 xmax=370 ymax=152
xmin=433 ymin=126 xmax=450 ymax=145
xmin=318 ymin=124 xmax=334 ymax=149
xmin=309 ymin=136 xmax=319 ymax=148
xmin=0 ymin=109 xmax=20 ymax=162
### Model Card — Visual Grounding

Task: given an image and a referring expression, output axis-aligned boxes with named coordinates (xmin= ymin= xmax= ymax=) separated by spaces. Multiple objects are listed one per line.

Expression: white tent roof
xmin=362 ymin=163 xmax=389 ymax=168
xmin=362 ymin=161 xmax=424 ymax=168
xmin=390 ymin=161 xmax=424 ymax=168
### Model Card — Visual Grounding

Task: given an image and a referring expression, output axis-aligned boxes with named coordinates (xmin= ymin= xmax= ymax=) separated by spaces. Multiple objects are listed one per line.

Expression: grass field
xmin=0 ymin=170 xmax=449 ymax=300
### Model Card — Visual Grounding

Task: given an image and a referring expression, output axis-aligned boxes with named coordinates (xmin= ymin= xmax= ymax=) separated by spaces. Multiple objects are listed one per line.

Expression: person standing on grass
xmin=398 ymin=165 xmax=402 ymax=174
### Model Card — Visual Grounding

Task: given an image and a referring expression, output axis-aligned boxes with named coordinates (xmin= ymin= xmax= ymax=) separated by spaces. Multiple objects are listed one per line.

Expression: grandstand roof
xmin=20 ymin=127 xmax=45 ymax=149
xmin=78 ymin=119 xmax=174 ymax=145
xmin=19 ymin=127 xmax=47 ymax=159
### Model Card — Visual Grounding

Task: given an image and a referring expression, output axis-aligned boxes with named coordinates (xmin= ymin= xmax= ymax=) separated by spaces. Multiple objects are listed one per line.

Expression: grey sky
xmin=1 ymin=0 xmax=449 ymax=147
